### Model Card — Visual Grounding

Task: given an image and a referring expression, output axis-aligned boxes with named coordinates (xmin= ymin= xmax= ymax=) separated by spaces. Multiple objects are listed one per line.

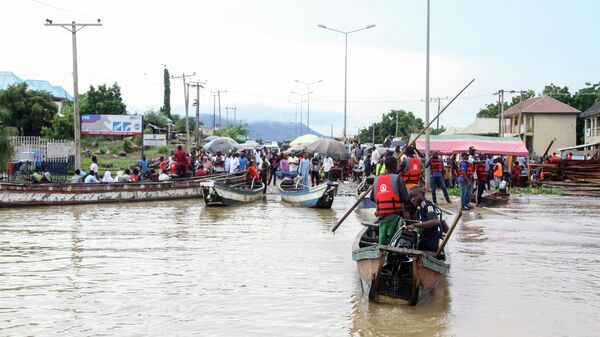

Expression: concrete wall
xmin=533 ymin=114 xmax=577 ymax=156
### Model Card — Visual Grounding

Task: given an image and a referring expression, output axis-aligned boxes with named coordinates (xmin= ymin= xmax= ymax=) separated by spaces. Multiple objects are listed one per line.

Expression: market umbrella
xmin=290 ymin=134 xmax=320 ymax=148
xmin=203 ymin=137 xmax=239 ymax=154
xmin=203 ymin=135 xmax=218 ymax=142
xmin=305 ymin=138 xmax=350 ymax=160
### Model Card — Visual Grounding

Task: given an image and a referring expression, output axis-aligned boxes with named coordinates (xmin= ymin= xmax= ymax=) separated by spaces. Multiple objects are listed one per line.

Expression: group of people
xmin=369 ymin=155 xmax=449 ymax=253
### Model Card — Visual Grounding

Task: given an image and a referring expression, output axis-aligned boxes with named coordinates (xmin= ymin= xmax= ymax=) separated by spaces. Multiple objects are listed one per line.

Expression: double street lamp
xmin=290 ymin=91 xmax=311 ymax=135
xmin=318 ymin=23 xmax=375 ymax=141
xmin=294 ymin=79 xmax=322 ymax=130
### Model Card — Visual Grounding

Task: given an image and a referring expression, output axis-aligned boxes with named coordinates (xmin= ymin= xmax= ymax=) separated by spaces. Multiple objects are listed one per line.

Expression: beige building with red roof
xmin=501 ymin=95 xmax=580 ymax=156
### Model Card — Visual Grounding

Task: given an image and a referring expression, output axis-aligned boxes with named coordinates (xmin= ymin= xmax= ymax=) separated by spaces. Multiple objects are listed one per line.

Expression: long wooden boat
xmin=201 ymin=175 xmax=265 ymax=206
xmin=278 ymin=179 xmax=337 ymax=208
xmin=0 ymin=173 xmax=243 ymax=207
xmin=352 ymin=224 xmax=451 ymax=306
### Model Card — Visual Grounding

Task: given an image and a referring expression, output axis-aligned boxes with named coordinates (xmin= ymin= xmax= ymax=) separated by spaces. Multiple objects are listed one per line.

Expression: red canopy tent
xmin=411 ymin=134 xmax=529 ymax=156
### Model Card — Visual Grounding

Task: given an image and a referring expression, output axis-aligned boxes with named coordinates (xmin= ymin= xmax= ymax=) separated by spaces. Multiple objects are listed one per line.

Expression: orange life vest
xmin=460 ymin=160 xmax=473 ymax=177
xmin=402 ymin=156 xmax=422 ymax=185
xmin=475 ymin=162 xmax=486 ymax=182
xmin=429 ymin=158 xmax=443 ymax=173
xmin=374 ymin=174 xmax=405 ymax=216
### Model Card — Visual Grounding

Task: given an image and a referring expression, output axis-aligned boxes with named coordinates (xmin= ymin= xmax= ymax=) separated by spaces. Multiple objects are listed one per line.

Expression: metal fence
xmin=0 ymin=136 xmax=75 ymax=183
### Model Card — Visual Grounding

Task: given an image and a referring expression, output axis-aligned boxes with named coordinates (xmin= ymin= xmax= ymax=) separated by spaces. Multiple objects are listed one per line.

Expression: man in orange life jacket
xmin=370 ymin=156 xmax=411 ymax=245
xmin=424 ymin=151 xmax=451 ymax=204
xmin=398 ymin=145 xmax=422 ymax=189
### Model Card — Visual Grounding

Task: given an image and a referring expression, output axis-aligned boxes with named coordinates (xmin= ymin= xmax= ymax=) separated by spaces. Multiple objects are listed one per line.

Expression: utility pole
xmin=45 ymin=18 xmax=102 ymax=170
xmin=211 ymin=90 xmax=226 ymax=129
xmin=232 ymin=107 xmax=236 ymax=125
xmin=294 ymin=80 xmax=323 ymax=129
xmin=425 ymin=0 xmax=431 ymax=191
xmin=211 ymin=93 xmax=217 ymax=131
xmin=331 ymin=125 xmax=334 ymax=138
xmin=498 ymin=89 xmax=504 ymax=136
xmin=430 ymin=97 xmax=448 ymax=132
xmin=225 ymin=107 xmax=230 ymax=125
xmin=189 ymin=81 xmax=206 ymax=146
xmin=171 ymin=72 xmax=196 ymax=152
xmin=372 ymin=125 xmax=375 ymax=144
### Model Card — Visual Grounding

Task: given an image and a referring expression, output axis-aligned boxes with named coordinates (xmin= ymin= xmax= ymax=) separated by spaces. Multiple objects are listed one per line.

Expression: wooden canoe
xmin=480 ymin=191 xmax=510 ymax=207
xmin=0 ymin=173 xmax=243 ymax=207
xmin=278 ymin=180 xmax=337 ymax=208
xmin=355 ymin=176 xmax=376 ymax=214
xmin=352 ymin=224 xmax=451 ymax=306
xmin=201 ymin=175 xmax=265 ymax=206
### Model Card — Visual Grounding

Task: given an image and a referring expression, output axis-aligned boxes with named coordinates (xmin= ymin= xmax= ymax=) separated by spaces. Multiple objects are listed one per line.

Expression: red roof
xmin=504 ymin=95 xmax=580 ymax=116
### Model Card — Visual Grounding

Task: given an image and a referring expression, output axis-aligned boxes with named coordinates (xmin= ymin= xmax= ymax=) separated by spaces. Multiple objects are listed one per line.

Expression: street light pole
xmin=425 ymin=0 xmax=431 ymax=190
xmin=294 ymin=79 xmax=322 ymax=129
xmin=189 ymin=81 xmax=206 ymax=146
xmin=291 ymin=91 xmax=310 ymax=134
xmin=45 ymin=19 xmax=102 ymax=170
xmin=318 ymin=23 xmax=375 ymax=142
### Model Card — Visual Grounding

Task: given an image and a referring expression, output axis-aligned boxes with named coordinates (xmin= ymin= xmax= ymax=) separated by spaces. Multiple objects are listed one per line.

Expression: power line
xmin=32 ymin=0 xmax=95 ymax=18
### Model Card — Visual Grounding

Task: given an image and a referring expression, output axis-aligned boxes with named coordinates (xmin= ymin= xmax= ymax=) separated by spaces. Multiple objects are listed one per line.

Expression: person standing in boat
xmin=406 ymin=186 xmax=449 ymax=252
xmin=230 ymin=153 xmax=240 ymax=173
xmin=259 ymin=154 xmax=270 ymax=193
xmin=138 ymin=155 xmax=149 ymax=180
xmin=173 ymin=145 xmax=187 ymax=178
xmin=288 ymin=153 xmax=299 ymax=176
xmin=398 ymin=146 xmax=422 ymax=189
xmin=310 ymin=153 xmax=321 ymax=186
xmin=298 ymin=153 xmax=311 ymax=186
xmin=370 ymin=156 xmax=411 ymax=245
xmin=90 ymin=155 xmax=99 ymax=175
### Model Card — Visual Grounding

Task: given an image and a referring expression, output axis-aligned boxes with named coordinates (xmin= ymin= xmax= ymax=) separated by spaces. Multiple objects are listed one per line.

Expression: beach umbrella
xmin=290 ymin=134 xmax=320 ymax=148
xmin=305 ymin=138 xmax=350 ymax=160
xmin=203 ymin=137 xmax=239 ymax=154
xmin=203 ymin=135 xmax=218 ymax=142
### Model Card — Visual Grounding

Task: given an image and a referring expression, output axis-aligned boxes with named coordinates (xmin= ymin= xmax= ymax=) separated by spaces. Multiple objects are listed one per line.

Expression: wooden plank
xmin=379 ymin=245 xmax=425 ymax=256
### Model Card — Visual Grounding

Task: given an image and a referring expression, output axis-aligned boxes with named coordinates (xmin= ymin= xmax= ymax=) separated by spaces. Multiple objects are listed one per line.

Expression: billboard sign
xmin=143 ymin=134 xmax=166 ymax=147
xmin=81 ymin=114 xmax=143 ymax=135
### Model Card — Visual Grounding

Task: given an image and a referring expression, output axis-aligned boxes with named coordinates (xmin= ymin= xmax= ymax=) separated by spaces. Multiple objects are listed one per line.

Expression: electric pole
xmin=430 ymin=97 xmax=448 ymax=132
xmin=211 ymin=92 xmax=217 ymax=131
xmin=171 ymin=72 xmax=195 ymax=152
xmin=190 ymin=81 xmax=206 ymax=145
xmin=211 ymin=90 xmax=226 ymax=129
xmin=45 ymin=18 xmax=102 ymax=170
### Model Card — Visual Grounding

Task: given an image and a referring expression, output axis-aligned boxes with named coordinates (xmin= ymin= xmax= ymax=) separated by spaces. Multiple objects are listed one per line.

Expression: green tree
xmin=358 ymin=110 xmax=424 ymax=144
xmin=476 ymin=90 xmax=535 ymax=118
xmin=143 ymin=108 xmax=170 ymax=130
xmin=160 ymin=67 xmax=171 ymax=118
xmin=0 ymin=83 xmax=58 ymax=136
xmin=41 ymin=102 xmax=74 ymax=139
xmin=213 ymin=123 xmax=249 ymax=143
xmin=0 ymin=128 xmax=14 ymax=172
xmin=80 ymin=83 xmax=127 ymax=115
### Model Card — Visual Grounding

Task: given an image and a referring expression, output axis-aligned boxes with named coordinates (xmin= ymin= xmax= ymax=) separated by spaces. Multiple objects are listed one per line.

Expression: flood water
xmin=0 ymin=191 xmax=599 ymax=336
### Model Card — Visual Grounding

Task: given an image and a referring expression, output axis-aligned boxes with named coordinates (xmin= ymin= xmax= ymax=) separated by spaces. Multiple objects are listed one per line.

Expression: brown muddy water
xmin=0 ymin=193 xmax=599 ymax=336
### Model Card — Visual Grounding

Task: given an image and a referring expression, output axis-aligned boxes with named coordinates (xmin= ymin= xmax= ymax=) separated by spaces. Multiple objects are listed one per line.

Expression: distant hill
xmin=198 ymin=114 xmax=322 ymax=142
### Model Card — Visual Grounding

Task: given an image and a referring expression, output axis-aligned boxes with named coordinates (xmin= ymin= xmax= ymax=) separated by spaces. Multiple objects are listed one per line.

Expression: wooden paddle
xmin=331 ymin=185 xmax=373 ymax=233
xmin=436 ymin=210 xmax=462 ymax=257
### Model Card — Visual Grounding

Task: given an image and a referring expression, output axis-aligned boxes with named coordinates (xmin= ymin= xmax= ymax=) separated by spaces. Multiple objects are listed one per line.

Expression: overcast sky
xmin=2 ymin=0 xmax=599 ymax=137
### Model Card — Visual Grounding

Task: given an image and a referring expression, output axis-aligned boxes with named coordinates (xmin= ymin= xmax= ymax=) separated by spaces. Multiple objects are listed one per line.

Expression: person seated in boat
xmin=131 ymin=168 xmax=141 ymax=182
xmin=370 ymin=156 xmax=411 ymax=245
xmin=158 ymin=169 xmax=170 ymax=181
xmin=247 ymin=161 xmax=260 ymax=182
xmin=117 ymin=169 xmax=132 ymax=183
xmin=195 ymin=164 xmax=207 ymax=177
xmin=406 ymin=186 xmax=449 ymax=252
xmin=70 ymin=169 xmax=84 ymax=184
xmin=101 ymin=171 xmax=114 ymax=183
xmin=84 ymin=170 xmax=99 ymax=184
xmin=148 ymin=169 xmax=159 ymax=181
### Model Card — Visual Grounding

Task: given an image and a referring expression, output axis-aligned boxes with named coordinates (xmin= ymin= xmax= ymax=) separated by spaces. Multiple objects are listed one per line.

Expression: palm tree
xmin=0 ymin=129 xmax=14 ymax=172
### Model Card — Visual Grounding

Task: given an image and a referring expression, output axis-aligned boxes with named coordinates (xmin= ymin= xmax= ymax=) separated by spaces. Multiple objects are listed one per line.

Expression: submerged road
xmin=0 ymin=184 xmax=599 ymax=336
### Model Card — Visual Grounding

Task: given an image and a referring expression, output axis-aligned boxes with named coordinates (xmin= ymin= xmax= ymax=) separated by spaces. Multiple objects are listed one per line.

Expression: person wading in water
xmin=370 ymin=156 xmax=411 ymax=245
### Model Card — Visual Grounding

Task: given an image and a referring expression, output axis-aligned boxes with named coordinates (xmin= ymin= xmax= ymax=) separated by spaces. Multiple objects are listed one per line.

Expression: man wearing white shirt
xmin=229 ymin=154 xmax=240 ymax=173
xmin=323 ymin=155 xmax=334 ymax=181
xmin=90 ymin=156 xmax=99 ymax=174
xmin=288 ymin=154 xmax=299 ymax=173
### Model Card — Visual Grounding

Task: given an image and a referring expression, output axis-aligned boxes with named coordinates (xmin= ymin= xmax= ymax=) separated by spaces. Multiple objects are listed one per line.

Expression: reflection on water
xmin=0 ymin=194 xmax=599 ymax=336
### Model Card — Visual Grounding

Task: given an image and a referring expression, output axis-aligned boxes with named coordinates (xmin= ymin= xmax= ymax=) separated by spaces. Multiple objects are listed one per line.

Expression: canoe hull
xmin=278 ymin=182 xmax=336 ymax=208
xmin=352 ymin=226 xmax=450 ymax=306
xmin=201 ymin=180 xmax=265 ymax=206
xmin=0 ymin=179 xmax=207 ymax=207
